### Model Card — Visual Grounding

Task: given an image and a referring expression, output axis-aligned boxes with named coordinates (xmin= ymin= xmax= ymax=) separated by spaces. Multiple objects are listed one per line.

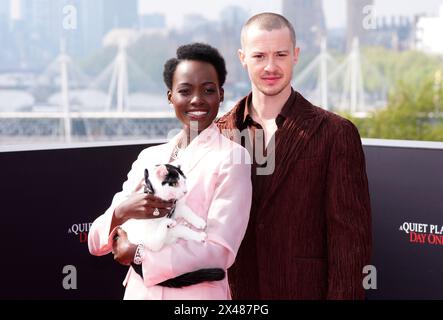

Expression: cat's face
xmin=146 ymin=164 xmax=187 ymax=201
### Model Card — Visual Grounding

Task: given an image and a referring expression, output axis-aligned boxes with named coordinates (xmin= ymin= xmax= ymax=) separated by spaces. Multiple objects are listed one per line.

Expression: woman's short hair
xmin=163 ymin=43 xmax=227 ymax=90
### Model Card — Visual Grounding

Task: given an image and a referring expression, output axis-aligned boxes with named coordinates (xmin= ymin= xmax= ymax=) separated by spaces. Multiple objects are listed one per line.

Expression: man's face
xmin=239 ymin=25 xmax=300 ymax=97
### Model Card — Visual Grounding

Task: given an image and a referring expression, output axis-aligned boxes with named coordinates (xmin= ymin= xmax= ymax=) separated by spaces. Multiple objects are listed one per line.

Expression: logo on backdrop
xmin=399 ymin=222 xmax=443 ymax=246
xmin=68 ymin=222 xmax=93 ymax=243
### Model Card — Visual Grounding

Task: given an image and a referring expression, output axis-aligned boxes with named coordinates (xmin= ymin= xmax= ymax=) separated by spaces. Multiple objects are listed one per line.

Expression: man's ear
xmin=238 ymin=49 xmax=247 ymax=68
xmin=293 ymin=47 xmax=300 ymax=65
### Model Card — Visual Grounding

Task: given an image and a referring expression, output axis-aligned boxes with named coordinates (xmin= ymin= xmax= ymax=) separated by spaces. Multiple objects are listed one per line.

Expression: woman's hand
xmin=110 ymin=193 xmax=174 ymax=233
xmin=111 ymin=227 xmax=137 ymax=266
xmin=116 ymin=193 xmax=174 ymax=220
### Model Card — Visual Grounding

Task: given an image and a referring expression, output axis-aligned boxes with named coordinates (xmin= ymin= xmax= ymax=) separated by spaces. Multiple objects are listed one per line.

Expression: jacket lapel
xmin=156 ymin=132 xmax=182 ymax=164
xmin=258 ymin=92 xmax=327 ymax=207
xmin=173 ymin=123 xmax=218 ymax=176
xmin=217 ymin=91 xmax=328 ymax=208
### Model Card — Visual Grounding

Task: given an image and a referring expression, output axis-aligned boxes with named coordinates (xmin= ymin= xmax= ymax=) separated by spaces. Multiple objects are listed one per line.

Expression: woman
xmin=88 ymin=43 xmax=252 ymax=300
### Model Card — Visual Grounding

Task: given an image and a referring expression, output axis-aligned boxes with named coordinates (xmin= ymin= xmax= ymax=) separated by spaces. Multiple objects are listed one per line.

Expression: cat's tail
xmin=157 ymin=268 xmax=225 ymax=288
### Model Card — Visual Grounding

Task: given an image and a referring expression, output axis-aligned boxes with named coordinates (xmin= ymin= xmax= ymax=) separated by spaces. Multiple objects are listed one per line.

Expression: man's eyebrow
xmin=250 ymin=50 xmax=290 ymax=54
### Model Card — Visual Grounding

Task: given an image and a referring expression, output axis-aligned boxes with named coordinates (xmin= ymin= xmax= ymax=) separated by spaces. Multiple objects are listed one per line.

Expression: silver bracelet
xmin=133 ymin=244 xmax=145 ymax=265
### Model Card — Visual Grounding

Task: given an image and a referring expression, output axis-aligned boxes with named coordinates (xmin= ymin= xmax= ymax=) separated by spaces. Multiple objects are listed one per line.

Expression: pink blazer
xmin=88 ymin=123 xmax=252 ymax=300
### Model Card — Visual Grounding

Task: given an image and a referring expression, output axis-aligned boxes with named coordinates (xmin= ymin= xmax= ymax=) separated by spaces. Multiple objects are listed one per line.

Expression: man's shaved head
xmin=240 ymin=12 xmax=296 ymax=48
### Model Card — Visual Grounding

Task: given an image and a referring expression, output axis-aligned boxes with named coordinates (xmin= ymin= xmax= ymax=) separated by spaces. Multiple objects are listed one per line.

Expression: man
xmin=216 ymin=12 xmax=372 ymax=299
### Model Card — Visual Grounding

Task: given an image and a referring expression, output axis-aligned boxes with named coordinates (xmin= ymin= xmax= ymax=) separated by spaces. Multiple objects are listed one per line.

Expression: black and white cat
xmin=121 ymin=164 xmax=207 ymax=250
xmin=120 ymin=163 xmax=224 ymax=288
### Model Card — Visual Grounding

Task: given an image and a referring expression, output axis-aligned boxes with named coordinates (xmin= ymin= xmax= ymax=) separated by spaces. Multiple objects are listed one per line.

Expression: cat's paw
xmin=196 ymin=232 xmax=207 ymax=243
xmin=192 ymin=218 xmax=206 ymax=230
xmin=167 ymin=220 xmax=177 ymax=229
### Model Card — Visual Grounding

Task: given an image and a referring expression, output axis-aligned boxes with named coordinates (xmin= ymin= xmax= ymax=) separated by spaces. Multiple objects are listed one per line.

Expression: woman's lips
xmin=185 ymin=110 xmax=209 ymax=120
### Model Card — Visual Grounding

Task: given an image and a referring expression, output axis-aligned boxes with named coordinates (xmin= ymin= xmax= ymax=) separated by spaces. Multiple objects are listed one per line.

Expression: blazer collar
xmin=216 ymin=90 xmax=328 ymax=206
xmin=258 ymin=92 xmax=327 ymax=207
xmin=218 ymin=87 xmax=319 ymax=129
xmin=165 ymin=122 xmax=220 ymax=175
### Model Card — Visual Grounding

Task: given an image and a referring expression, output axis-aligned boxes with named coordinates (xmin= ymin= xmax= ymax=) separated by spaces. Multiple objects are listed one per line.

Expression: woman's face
xmin=168 ymin=60 xmax=224 ymax=133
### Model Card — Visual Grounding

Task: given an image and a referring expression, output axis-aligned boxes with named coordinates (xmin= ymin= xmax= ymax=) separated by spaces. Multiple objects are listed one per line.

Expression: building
xmin=367 ymin=15 xmax=416 ymax=51
xmin=8 ymin=0 xmax=63 ymax=69
xmin=0 ymin=0 xmax=11 ymax=63
xmin=139 ymin=13 xmax=166 ymax=30
xmin=346 ymin=0 xmax=374 ymax=51
xmin=219 ymin=6 xmax=249 ymax=93
xmin=416 ymin=5 xmax=443 ymax=56
xmin=22 ymin=0 xmax=64 ymax=48
xmin=103 ymin=0 xmax=138 ymax=31
xmin=0 ymin=0 xmax=10 ymax=26
xmin=62 ymin=0 xmax=105 ymax=58
xmin=12 ymin=0 xmax=139 ymax=65
xmin=282 ymin=0 xmax=326 ymax=52
xmin=63 ymin=0 xmax=138 ymax=58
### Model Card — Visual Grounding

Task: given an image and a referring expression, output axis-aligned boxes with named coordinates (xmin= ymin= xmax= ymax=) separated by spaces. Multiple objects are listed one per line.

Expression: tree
xmin=342 ymin=49 xmax=443 ymax=142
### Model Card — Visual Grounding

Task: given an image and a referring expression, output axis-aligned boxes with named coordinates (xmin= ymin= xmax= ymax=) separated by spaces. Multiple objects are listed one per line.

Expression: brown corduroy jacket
xmin=216 ymin=89 xmax=372 ymax=300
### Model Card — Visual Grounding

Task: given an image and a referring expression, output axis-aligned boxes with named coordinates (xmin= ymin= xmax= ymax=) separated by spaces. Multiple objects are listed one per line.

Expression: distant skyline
xmin=7 ymin=0 xmax=443 ymax=29
xmin=139 ymin=0 xmax=443 ymax=29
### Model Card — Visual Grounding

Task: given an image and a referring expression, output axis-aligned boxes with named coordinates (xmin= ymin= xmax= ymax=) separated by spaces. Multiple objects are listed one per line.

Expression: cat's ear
xmin=155 ymin=165 xmax=168 ymax=180
xmin=176 ymin=165 xmax=186 ymax=179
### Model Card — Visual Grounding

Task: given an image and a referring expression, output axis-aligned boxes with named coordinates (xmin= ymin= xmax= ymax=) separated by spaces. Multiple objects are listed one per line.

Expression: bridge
xmin=0 ymin=36 xmax=385 ymax=145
